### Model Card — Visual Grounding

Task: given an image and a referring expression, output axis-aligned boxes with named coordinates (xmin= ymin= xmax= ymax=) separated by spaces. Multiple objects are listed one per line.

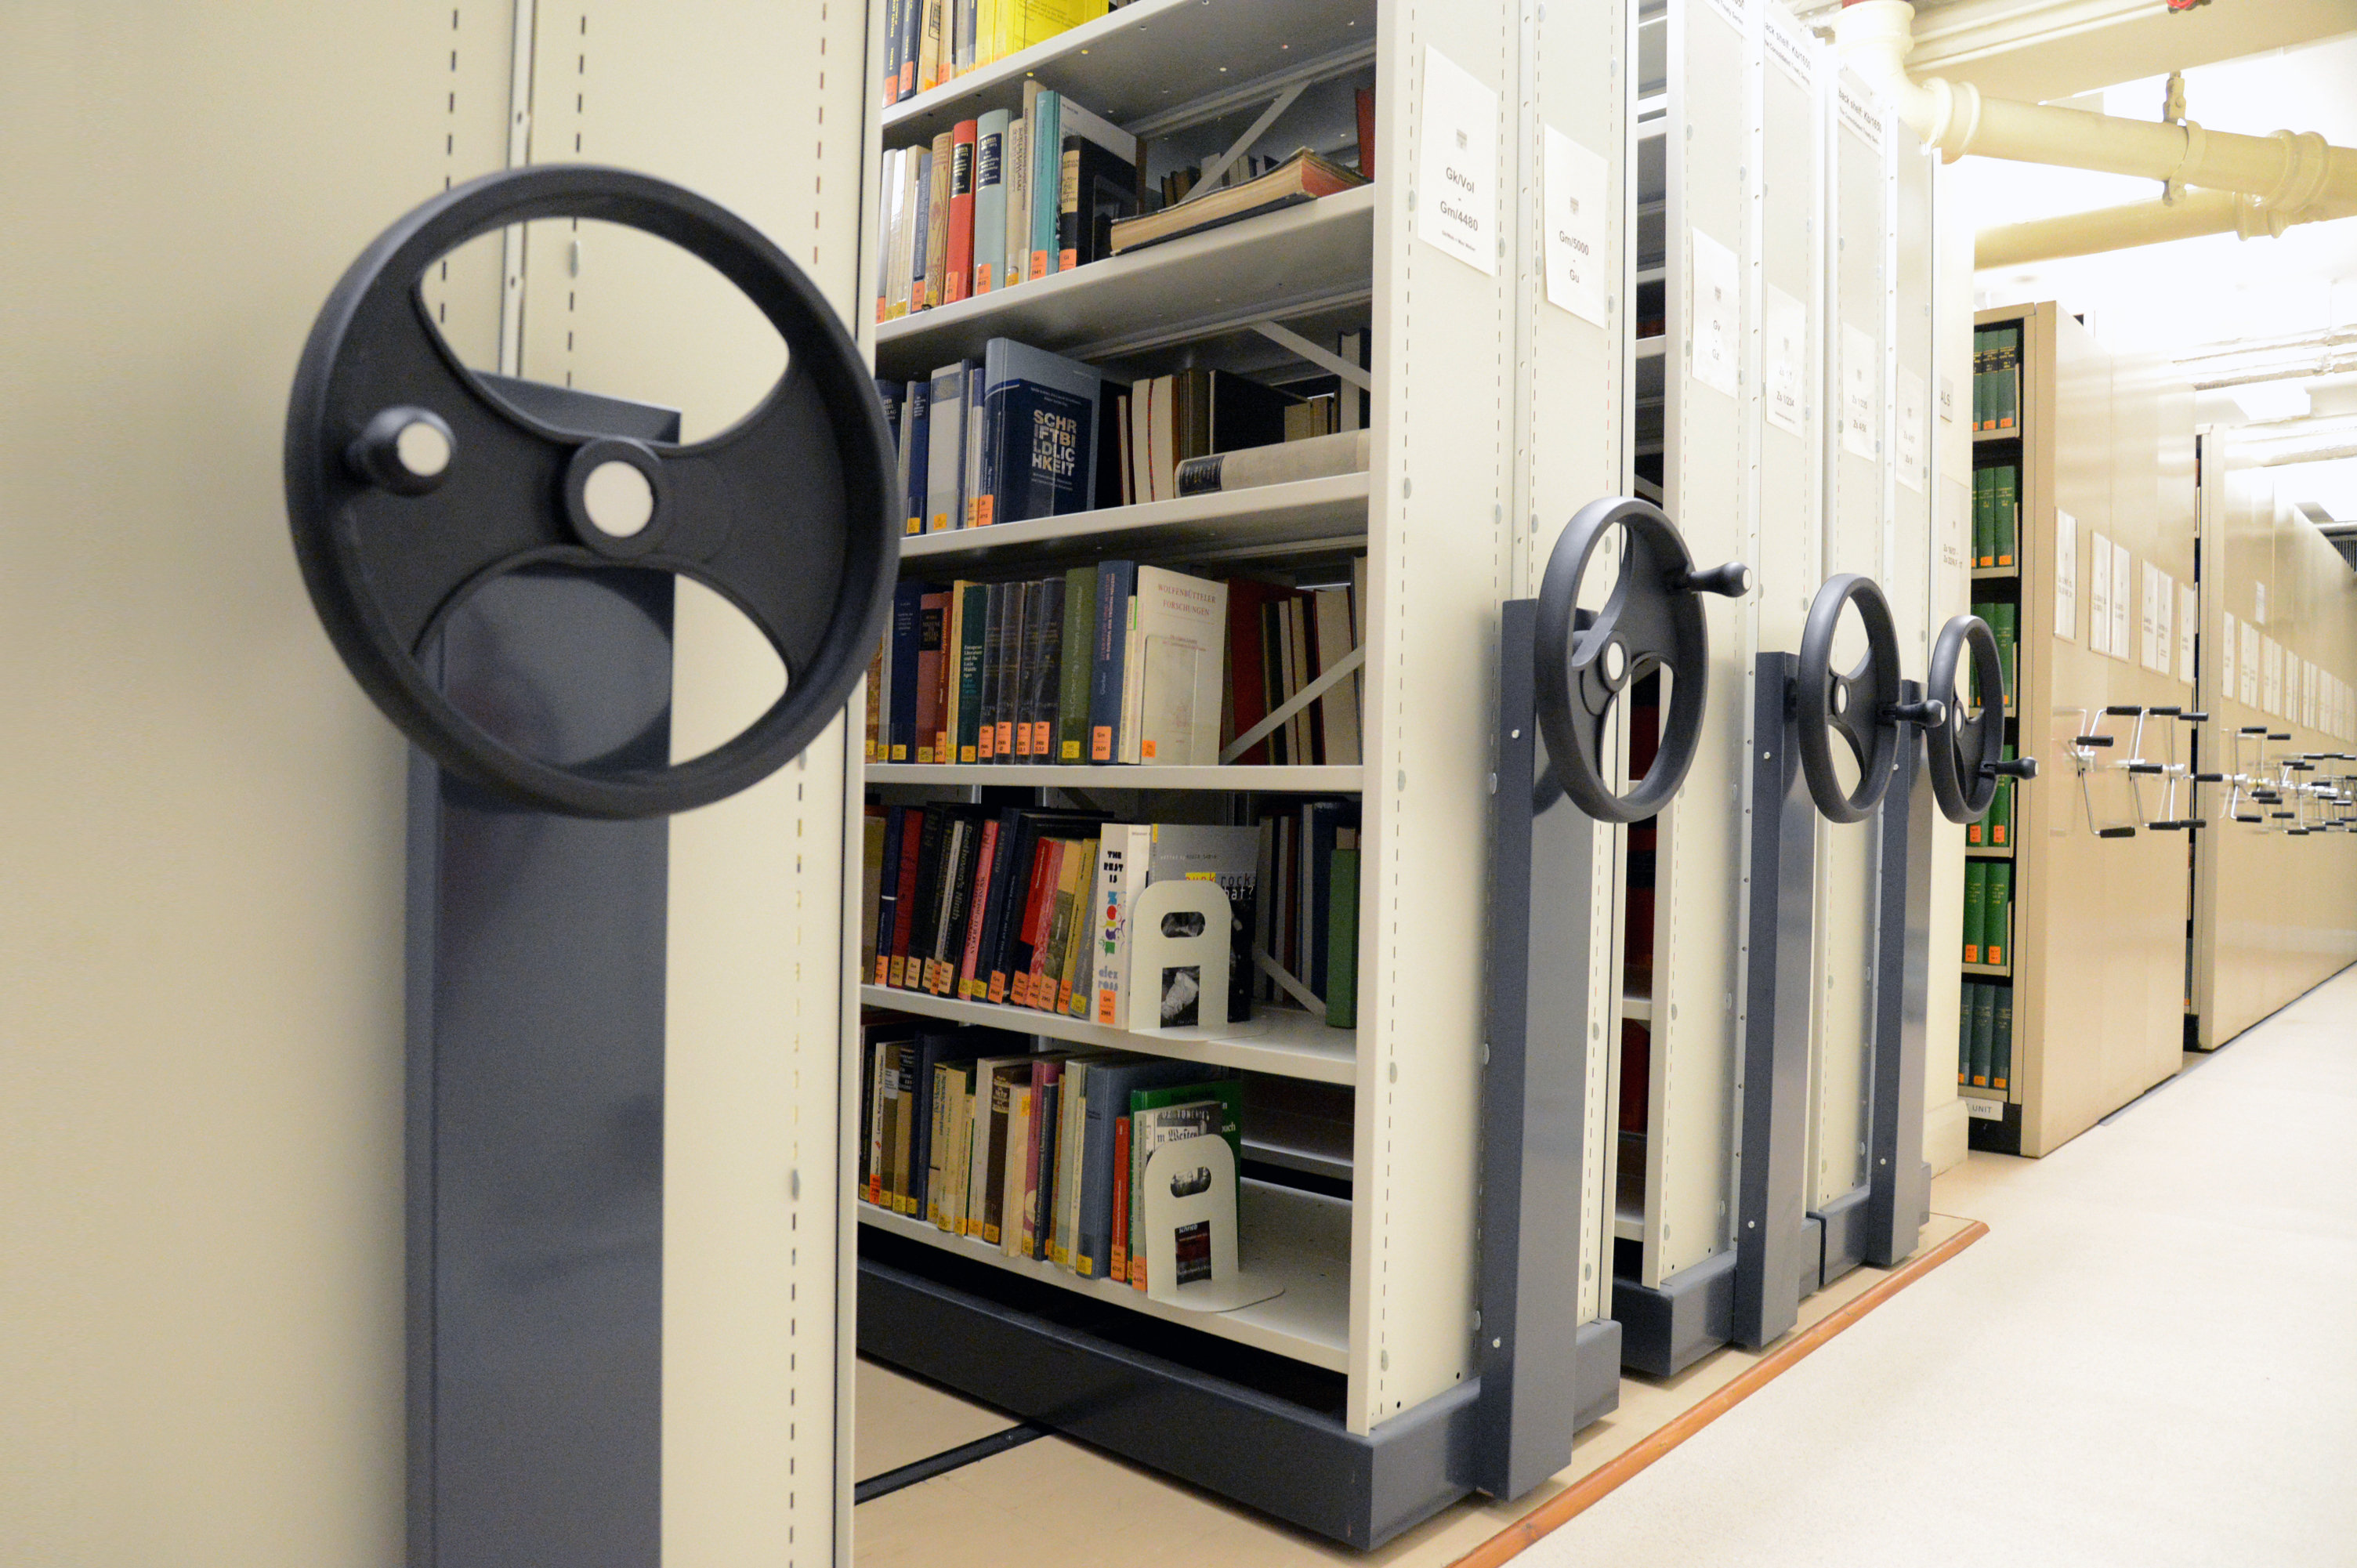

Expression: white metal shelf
xmin=875 ymin=183 xmax=1376 ymax=378
xmin=880 ymin=0 xmax=1376 ymax=147
xmin=870 ymin=762 xmax=1362 ymax=791
xmin=860 ymin=985 xmax=1357 ymax=1085
xmin=898 ymin=473 xmax=1371 ymax=572
xmin=857 ymin=1176 xmax=1352 ymax=1371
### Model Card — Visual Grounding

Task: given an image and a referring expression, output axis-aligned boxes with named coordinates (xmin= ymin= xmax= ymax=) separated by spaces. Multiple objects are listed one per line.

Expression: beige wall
xmin=2 ymin=5 xmax=869 ymax=1563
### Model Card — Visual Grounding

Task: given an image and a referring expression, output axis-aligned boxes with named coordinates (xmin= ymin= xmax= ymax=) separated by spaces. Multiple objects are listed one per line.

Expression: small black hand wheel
xmin=1533 ymin=496 xmax=1751 ymax=824
xmin=285 ymin=165 xmax=899 ymax=819
xmin=1796 ymin=573 xmax=1903 ymax=824
xmin=1923 ymin=613 xmax=2007 ymax=824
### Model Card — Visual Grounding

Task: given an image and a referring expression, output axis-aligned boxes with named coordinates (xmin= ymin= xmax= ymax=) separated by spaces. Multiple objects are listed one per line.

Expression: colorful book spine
xmin=1963 ymin=858 xmax=1987 ymax=965
xmin=945 ymin=119 xmax=978 ymax=305
xmin=972 ymin=110 xmax=1010 ymax=296
xmin=1985 ymin=863 xmax=2012 ymax=968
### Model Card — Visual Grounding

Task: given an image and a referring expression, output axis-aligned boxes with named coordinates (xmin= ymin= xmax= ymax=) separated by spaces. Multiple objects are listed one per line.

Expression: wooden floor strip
xmin=1448 ymin=1219 xmax=1991 ymax=1568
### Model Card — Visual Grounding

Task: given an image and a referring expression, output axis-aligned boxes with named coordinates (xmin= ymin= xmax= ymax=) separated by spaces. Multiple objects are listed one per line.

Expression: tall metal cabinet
xmin=842 ymin=0 xmax=1628 ymax=1545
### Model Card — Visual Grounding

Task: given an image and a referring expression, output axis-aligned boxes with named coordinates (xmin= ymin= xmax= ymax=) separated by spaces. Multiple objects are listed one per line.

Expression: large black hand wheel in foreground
xmin=1796 ymin=573 xmax=1907 ymax=824
xmin=286 ymin=165 xmax=899 ymax=819
xmin=1533 ymin=496 xmax=1751 ymax=824
xmin=1923 ymin=613 xmax=2010 ymax=824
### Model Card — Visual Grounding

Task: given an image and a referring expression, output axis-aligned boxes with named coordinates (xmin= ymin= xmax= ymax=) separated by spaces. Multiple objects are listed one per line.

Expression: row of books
xmin=860 ymin=803 xmax=1362 ymax=1030
xmin=1965 ymin=744 xmax=2021 ymax=848
xmin=1963 ymin=860 xmax=2014 ymax=968
xmin=865 ymin=559 xmax=1367 ymax=770
xmin=1957 ymin=981 xmax=2013 ymax=1092
xmin=1968 ymin=599 xmax=2019 ymax=709
xmin=858 ymin=1022 xmax=1244 ymax=1291
xmin=877 ymin=84 xmax=1137 ymax=319
xmin=882 ymin=339 xmax=1373 ymax=539
xmin=881 ymin=0 xmax=1113 ymax=107
xmin=1973 ymin=324 xmax=2022 ymax=433
xmin=1972 ymin=463 xmax=2020 ymax=570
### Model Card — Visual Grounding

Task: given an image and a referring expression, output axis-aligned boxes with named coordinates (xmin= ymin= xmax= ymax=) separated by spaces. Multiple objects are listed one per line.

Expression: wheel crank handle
xmin=1674 ymin=560 xmax=1753 ymax=599
xmin=1886 ymin=697 xmax=1946 ymax=728
xmin=1983 ymin=756 xmax=2040 ymax=781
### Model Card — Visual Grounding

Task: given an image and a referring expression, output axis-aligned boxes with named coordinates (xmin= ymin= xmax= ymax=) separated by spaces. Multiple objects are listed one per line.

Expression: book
xmin=1971 ymin=982 xmax=1997 ymax=1088
xmin=889 ymin=1041 xmax=918 ymax=1211
xmin=1175 ymin=428 xmax=1373 ymax=496
xmin=1958 ymin=983 xmax=1975 ymax=1085
xmin=1972 ymin=470 xmax=1994 ymax=569
xmin=1131 ymin=564 xmax=1229 ymax=766
xmin=1326 ymin=841 xmax=1360 ymax=1028
xmin=905 ymin=148 xmax=932 ymax=316
xmin=1029 ymin=89 xmax=1061 ymax=278
xmin=956 ymin=817 xmax=1001 ymax=996
xmin=1222 ymin=578 xmax=1282 ymax=766
xmin=1004 ymin=114 xmax=1029 ymax=295
xmin=925 ymin=361 xmax=969 ymax=534
xmin=917 ymin=0 xmax=943 ymax=98
xmin=965 ymin=364 xmax=988 ymax=525
xmin=944 ymin=120 xmax=978 ymax=305
xmin=1356 ymin=85 xmax=1375 ymax=177
xmin=898 ymin=378 xmax=929 ymax=536
xmin=1110 ymin=149 xmax=1368 ymax=255
xmin=882 ymin=0 xmax=907 ymax=107
xmin=1090 ymin=824 xmax=1153 ymax=1028
xmin=1055 ymin=565 xmax=1098 ymax=762
xmin=1313 ymin=585 xmax=1361 ymax=766
xmin=1001 ymin=1081 xmax=1034 ymax=1253
xmin=860 ymin=809 xmax=887 ymax=980
xmin=913 ymin=587 xmax=949 ymax=763
xmin=1985 ymin=863 xmax=2012 ymax=967
xmin=973 ymin=1057 xmax=1027 ymax=1244
xmin=1058 ymin=133 xmax=1141 ymax=270
xmin=873 ymin=806 xmax=906 ymax=983
xmin=886 ymin=581 xmax=926 ymax=762
xmin=1089 ymin=559 xmax=1137 ymax=762
xmin=978 ymin=338 xmax=1102 ymax=527
xmin=954 ymin=0 xmax=979 ymax=76
xmin=1993 ymin=602 xmax=2018 ymax=704
xmin=896 ymin=0 xmax=921 ymax=100
xmin=1110 ymin=1114 xmax=1131 ymax=1280
xmin=1963 ymin=858 xmax=1988 ymax=965
xmin=1127 ymin=1081 xmax=1242 ymax=1290
xmin=952 ymin=581 xmax=989 ymax=762
xmin=1018 ymin=575 xmax=1066 ymax=759
xmin=1992 ymin=988 xmax=2014 ymax=1092
xmin=923 ymin=132 xmax=954 ymax=309
xmin=1993 ymin=465 xmax=2018 ymax=567
xmin=1073 ymin=1056 xmax=1217 ymax=1279
xmin=1147 ymin=823 xmax=1262 ymax=1024
xmin=972 ymin=110 xmax=1011 ymax=295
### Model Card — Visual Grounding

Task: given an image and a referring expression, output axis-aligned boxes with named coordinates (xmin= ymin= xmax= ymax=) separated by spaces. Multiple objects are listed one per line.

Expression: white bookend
xmin=1139 ymin=1134 xmax=1283 ymax=1312
xmin=1127 ymin=876 xmax=1232 ymax=1034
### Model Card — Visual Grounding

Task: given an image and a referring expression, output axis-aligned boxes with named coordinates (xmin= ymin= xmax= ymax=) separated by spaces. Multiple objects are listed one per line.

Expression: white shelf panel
xmin=858 ymin=1178 xmax=1352 ymax=1371
xmin=875 ymin=184 xmax=1376 ymax=378
xmin=880 ymin=0 xmax=1376 ymax=147
xmin=859 ymin=985 xmax=1357 ymax=1085
xmin=900 ymin=473 xmax=1371 ymax=572
xmin=869 ymin=762 xmax=1361 ymax=791
xmin=1621 ymin=993 xmax=1653 ymax=1024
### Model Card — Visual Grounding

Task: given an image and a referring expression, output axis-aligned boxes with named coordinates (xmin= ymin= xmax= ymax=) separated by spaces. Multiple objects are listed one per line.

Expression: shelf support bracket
xmin=1220 ymin=645 xmax=1363 ymax=763
xmin=1250 ymin=320 xmax=1374 ymax=391
xmin=1176 ymin=82 xmax=1305 ymax=205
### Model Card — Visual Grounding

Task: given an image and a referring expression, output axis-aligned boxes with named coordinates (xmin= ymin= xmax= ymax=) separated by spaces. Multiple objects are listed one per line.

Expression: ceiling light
xmin=2234 ymin=382 xmax=2314 ymax=423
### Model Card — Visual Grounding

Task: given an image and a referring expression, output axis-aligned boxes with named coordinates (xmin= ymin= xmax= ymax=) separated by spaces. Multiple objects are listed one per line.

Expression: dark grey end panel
xmin=1816 ymin=1185 xmax=1871 ymax=1287
xmin=859 ymin=1248 xmax=1477 ymax=1549
xmin=1573 ymin=1318 xmax=1623 ymax=1430
xmin=1737 ymin=653 xmax=1818 ymax=1350
xmin=1476 ymin=599 xmax=1601 ymax=1501
xmin=1612 ymin=1251 xmax=1735 ymax=1377
xmin=407 ymin=565 xmax=674 ymax=1568
xmin=1865 ymin=743 xmax=1933 ymax=1267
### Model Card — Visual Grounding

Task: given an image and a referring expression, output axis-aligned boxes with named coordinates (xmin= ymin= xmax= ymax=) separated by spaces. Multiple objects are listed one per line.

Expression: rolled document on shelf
xmin=1175 ymin=428 xmax=1371 ymax=498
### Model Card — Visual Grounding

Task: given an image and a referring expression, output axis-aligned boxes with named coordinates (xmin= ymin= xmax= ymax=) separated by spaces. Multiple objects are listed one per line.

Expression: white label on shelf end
xmin=1896 ymin=367 xmax=1927 ymax=494
xmin=1966 ymin=1095 xmax=2004 ymax=1121
xmin=2054 ymin=510 xmax=2079 ymax=643
xmin=1690 ymin=228 xmax=1740 ymax=400
xmin=1765 ymin=284 xmax=1805 ymax=436
xmin=1542 ymin=125 xmax=1608 ymax=326
xmin=1841 ymin=323 xmax=1877 ymax=461
xmin=1416 ymin=46 xmax=1499 ymax=277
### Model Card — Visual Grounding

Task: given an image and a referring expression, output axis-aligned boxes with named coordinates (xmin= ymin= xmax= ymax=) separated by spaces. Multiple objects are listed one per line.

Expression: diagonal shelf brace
xmin=1251 ymin=319 xmax=1375 ymax=390
xmin=1220 ymin=644 xmax=1364 ymax=763
xmin=1178 ymin=82 xmax=1306 ymax=205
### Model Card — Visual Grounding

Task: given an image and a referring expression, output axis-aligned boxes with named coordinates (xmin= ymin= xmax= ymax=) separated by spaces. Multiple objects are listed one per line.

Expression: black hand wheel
xmin=1796 ymin=573 xmax=1904 ymax=824
xmin=1923 ymin=613 xmax=2007 ymax=824
xmin=1533 ymin=496 xmax=1751 ymax=824
xmin=285 ymin=165 xmax=899 ymax=819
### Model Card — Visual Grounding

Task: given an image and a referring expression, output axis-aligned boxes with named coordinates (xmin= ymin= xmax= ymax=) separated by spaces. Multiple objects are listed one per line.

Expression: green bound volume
xmin=1985 ymin=863 xmax=2013 ymax=967
xmin=1958 ymin=982 xmax=1976 ymax=1084
xmin=1991 ymin=987 xmax=2014 ymax=1092
xmin=1964 ymin=860 xmax=1989 ymax=964
xmin=1994 ymin=465 xmax=2018 ymax=567
xmin=1973 ymin=328 xmax=1993 ymax=431
xmin=1993 ymin=745 xmax=2015 ymax=845
xmin=1055 ymin=564 xmax=1096 ymax=762
xmin=1971 ymin=983 xmax=1997 ymax=1087
xmin=1326 ymin=846 xmax=1360 ymax=1028
xmin=1993 ymin=601 xmax=2018 ymax=707
xmin=1996 ymin=326 xmax=2021 ymax=429
xmin=955 ymin=582 xmax=990 ymax=762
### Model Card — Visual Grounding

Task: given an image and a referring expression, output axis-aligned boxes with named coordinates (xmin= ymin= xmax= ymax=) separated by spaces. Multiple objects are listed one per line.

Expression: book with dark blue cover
xmin=979 ymin=338 xmax=1102 ymax=527
xmin=887 ymin=580 xmax=929 ymax=762
xmin=1074 ymin=1056 xmax=1222 ymax=1280
xmin=900 ymin=378 xmax=929 ymax=537
xmin=1088 ymin=559 xmax=1135 ymax=763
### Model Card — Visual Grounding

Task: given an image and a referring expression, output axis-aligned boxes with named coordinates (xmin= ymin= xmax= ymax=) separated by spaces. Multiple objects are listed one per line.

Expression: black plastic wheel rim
xmin=1533 ymin=497 xmax=1714 ymax=824
xmin=1924 ymin=612 xmax=2006 ymax=824
xmin=1796 ymin=573 xmax=1903 ymax=824
xmin=285 ymin=165 xmax=899 ymax=820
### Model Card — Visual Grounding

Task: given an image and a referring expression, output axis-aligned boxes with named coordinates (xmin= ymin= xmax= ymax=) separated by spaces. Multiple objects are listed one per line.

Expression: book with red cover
xmin=1223 ymin=578 xmax=1283 ymax=766
xmin=956 ymin=817 xmax=1000 ymax=997
xmin=1007 ymin=837 xmax=1060 ymax=1008
xmin=885 ymin=806 xmax=924 ymax=987
xmin=914 ymin=588 xmax=950 ymax=762
xmin=944 ymin=119 xmax=979 ymax=306
xmin=1109 ymin=1114 xmax=1131 ymax=1280
xmin=1356 ymin=86 xmax=1375 ymax=178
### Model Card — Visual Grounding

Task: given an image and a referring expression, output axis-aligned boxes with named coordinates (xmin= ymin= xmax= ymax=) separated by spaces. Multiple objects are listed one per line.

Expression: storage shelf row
xmin=897 ymin=472 xmax=1370 ymax=574
xmin=856 ymin=1176 xmax=1352 ymax=1371
xmin=869 ymin=762 xmax=1362 ymax=791
xmin=860 ymin=983 xmax=1357 ymax=1085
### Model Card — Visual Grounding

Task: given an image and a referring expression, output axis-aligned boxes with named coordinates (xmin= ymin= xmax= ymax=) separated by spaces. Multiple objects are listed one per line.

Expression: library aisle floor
xmin=853 ymin=969 xmax=2357 ymax=1566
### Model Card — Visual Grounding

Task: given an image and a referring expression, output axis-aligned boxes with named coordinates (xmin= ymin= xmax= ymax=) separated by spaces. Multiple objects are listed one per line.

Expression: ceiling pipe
xmin=1978 ymin=187 xmax=2357 ymax=270
xmin=1834 ymin=0 xmax=2357 ymax=263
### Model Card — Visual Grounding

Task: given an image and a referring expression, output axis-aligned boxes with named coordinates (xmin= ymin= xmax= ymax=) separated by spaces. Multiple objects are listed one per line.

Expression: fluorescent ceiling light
xmin=2234 ymin=382 xmax=2315 ymax=423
